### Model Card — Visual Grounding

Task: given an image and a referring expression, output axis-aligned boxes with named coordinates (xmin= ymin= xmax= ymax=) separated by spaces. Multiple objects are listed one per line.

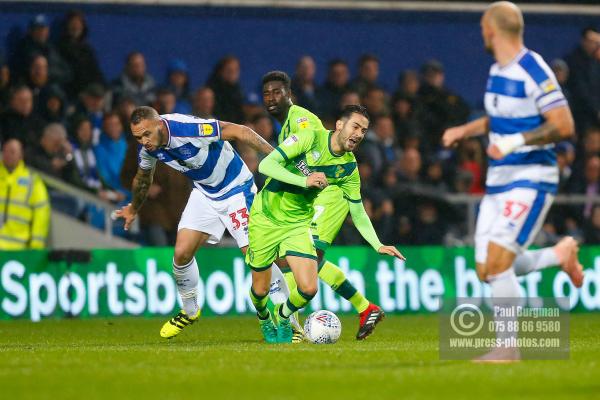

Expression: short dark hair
xmin=340 ymin=104 xmax=370 ymax=122
xmin=262 ymin=71 xmax=291 ymax=90
xmin=328 ymin=58 xmax=348 ymax=69
xmin=582 ymin=26 xmax=598 ymax=37
xmin=130 ymin=106 xmax=159 ymax=125
xmin=358 ymin=54 xmax=379 ymax=67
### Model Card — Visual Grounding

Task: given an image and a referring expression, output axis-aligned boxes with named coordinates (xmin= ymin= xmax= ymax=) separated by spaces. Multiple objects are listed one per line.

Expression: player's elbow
xmin=559 ymin=118 xmax=575 ymax=140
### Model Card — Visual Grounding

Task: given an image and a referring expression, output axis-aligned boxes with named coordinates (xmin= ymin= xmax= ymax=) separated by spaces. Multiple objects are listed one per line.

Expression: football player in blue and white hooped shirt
xmin=115 ymin=106 xmax=280 ymax=338
xmin=442 ymin=2 xmax=584 ymax=362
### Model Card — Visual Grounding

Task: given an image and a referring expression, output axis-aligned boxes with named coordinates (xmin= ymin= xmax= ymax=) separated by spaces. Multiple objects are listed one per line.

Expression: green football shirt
xmin=277 ymin=104 xmax=326 ymax=143
xmin=254 ymin=127 xmax=361 ymax=225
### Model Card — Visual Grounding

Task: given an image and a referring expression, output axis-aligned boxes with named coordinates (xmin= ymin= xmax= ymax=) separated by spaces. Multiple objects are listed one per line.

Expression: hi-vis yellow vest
xmin=0 ymin=160 xmax=50 ymax=250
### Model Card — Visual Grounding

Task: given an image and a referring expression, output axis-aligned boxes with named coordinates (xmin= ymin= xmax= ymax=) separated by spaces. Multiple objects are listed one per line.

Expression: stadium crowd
xmin=1 ymin=11 xmax=599 ymax=249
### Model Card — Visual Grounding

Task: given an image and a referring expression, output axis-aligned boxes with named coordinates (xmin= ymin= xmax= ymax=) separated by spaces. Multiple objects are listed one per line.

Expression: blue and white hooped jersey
xmin=138 ymin=113 xmax=254 ymax=200
xmin=484 ymin=48 xmax=567 ymax=195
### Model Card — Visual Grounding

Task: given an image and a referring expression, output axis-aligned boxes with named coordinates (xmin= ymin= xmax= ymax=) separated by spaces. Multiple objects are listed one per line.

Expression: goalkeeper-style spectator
xmin=0 ymin=138 xmax=50 ymax=250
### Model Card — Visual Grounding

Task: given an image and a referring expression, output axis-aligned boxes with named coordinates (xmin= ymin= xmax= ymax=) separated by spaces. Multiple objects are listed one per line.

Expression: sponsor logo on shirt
xmin=297 ymin=117 xmax=310 ymax=129
xmin=283 ymin=135 xmax=298 ymax=146
xmin=200 ymin=123 xmax=215 ymax=136
xmin=540 ymin=79 xmax=557 ymax=94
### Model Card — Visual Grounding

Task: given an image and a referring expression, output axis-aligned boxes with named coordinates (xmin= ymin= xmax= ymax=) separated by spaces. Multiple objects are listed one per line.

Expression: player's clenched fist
xmin=378 ymin=245 xmax=406 ymax=260
xmin=306 ymin=172 xmax=328 ymax=189
xmin=442 ymin=126 xmax=467 ymax=148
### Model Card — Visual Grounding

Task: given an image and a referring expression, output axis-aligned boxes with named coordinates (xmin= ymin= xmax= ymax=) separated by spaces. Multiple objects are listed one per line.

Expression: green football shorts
xmin=246 ymin=212 xmax=317 ymax=271
xmin=311 ymin=187 xmax=349 ymax=251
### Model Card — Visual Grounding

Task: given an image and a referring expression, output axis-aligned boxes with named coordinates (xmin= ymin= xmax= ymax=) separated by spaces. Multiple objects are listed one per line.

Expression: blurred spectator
xmin=392 ymin=92 xmax=422 ymax=141
xmin=0 ymin=138 xmax=50 ymax=250
xmin=95 ymin=112 xmax=128 ymax=200
xmin=12 ymin=14 xmax=72 ymax=87
xmin=0 ymin=85 xmax=45 ymax=149
xmin=25 ymin=54 xmax=53 ymax=113
xmin=316 ymin=59 xmax=350 ymax=121
xmin=207 ymin=55 xmax=244 ymax=123
xmin=112 ymin=51 xmax=156 ymax=106
xmin=250 ymin=113 xmax=276 ymax=147
xmin=397 ymin=69 xmax=420 ymax=98
xmin=291 ymin=55 xmax=318 ymax=112
xmin=239 ymin=147 xmax=265 ymax=189
xmin=412 ymin=202 xmax=447 ymax=245
xmin=166 ymin=59 xmax=191 ymax=114
xmin=583 ymin=205 xmax=600 ymax=244
xmin=70 ymin=83 xmax=106 ymax=143
xmin=57 ymin=10 xmax=105 ymax=97
xmin=351 ymin=54 xmax=380 ymax=97
xmin=39 ymin=84 xmax=67 ymax=123
xmin=565 ymin=27 xmax=600 ymax=130
xmin=25 ymin=123 xmax=82 ymax=187
xmin=242 ymin=91 xmax=264 ymax=121
xmin=358 ymin=115 xmax=400 ymax=175
xmin=362 ymin=86 xmax=388 ymax=118
xmin=192 ymin=86 xmax=215 ymax=118
xmin=417 ymin=59 xmax=470 ymax=145
xmin=569 ymin=155 xmax=600 ymax=219
xmin=456 ymin=138 xmax=485 ymax=194
xmin=153 ymin=87 xmax=177 ymax=114
xmin=0 ymin=54 xmax=10 ymax=112
xmin=115 ymin=96 xmax=136 ymax=129
xmin=424 ymin=157 xmax=449 ymax=193
xmin=121 ymin=139 xmax=190 ymax=246
xmin=556 ymin=141 xmax=575 ymax=193
xmin=71 ymin=116 xmax=102 ymax=192
xmin=551 ymin=58 xmax=572 ymax=105
xmin=397 ymin=148 xmax=422 ymax=184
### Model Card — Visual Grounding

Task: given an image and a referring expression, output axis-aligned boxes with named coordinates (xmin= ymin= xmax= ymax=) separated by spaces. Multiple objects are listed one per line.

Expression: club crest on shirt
xmin=334 ymin=165 xmax=345 ymax=178
xmin=311 ymin=150 xmax=321 ymax=161
xmin=297 ymin=117 xmax=310 ymax=129
xmin=200 ymin=123 xmax=214 ymax=136
xmin=283 ymin=135 xmax=298 ymax=146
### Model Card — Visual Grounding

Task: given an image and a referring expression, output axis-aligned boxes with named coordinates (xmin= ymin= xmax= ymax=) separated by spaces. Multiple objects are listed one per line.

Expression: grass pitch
xmin=1 ymin=314 xmax=599 ymax=400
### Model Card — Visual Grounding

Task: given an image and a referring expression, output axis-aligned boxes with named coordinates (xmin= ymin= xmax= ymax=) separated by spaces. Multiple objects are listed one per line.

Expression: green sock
xmin=250 ymin=288 xmax=269 ymax=319
xmin=281 ymin=287 xmax=313 ymax=318
xmin=319 ymin=260 xmax=370 ymax=313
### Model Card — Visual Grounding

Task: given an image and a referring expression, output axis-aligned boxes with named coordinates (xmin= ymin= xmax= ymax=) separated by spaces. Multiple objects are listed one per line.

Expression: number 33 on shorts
xmin=229 ymin=208 xmax=249 ymax=230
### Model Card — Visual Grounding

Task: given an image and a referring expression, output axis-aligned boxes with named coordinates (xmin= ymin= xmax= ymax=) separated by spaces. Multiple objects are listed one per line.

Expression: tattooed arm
xmin=219 ymin=121 xmax=274 ymax=155
xmin=487 ymin=106 xmax=575 ymax=160
xmin=114 ymin=166 xmax=155 ymax=231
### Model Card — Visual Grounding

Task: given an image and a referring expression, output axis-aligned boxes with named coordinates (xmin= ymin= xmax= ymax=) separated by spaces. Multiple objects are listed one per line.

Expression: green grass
xmin=1 ymin=314 xmax=599 ymax=400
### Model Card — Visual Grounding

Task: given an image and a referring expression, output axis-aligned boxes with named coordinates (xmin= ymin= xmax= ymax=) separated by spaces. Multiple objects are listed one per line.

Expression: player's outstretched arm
xmin=488 ymin=106 xmax=574 ymax=160
xmin=219 ymin=121 xmax=274 ymax=154
xmin=258 ymin=150 xmax=327 ymax=189
xmin=442 ymin=116 xmax=489 ymax=148
xmin=114 ymin=166 xmax=154 ymax=231
xmin=348 ymin=200 xmax=406 ymax=260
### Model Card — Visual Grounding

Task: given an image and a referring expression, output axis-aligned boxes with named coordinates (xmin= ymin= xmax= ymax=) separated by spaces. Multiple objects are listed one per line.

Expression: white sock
xmin=488 ymin=268 xmax=521 ymax=346
xmin=513 ymin=248 xmax=559 ymax=276
xmin=268 ymin=264 xmax=302 ymax=331
xmin=173 ymin=258 xmax=199 ymax=316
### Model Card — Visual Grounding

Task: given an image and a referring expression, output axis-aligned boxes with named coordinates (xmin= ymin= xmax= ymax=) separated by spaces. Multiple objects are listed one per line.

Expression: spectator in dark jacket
xmin=165 ymin=59 xmax=191 ymax=114
xmin=565 ymin=27 xmax=600 ymax=130
xmin=316 ymin=59 xmax=350 ymax=121
xmin=291 ymin=55 xmax=318 ymax=112
xmin=12 ymin=14 xmax=71 ymax=87
xmin=206 ymin=55 xmax=244 ymax=123
xmin=0 ymin=85 xmax=45 ymax=149
xmin=351 ymin=54 xmax=381 ymax=98
xmin=112 ymin=51 xmax=156 ymax=106
xmin=57 ymin=10 xmax=105 ymax=97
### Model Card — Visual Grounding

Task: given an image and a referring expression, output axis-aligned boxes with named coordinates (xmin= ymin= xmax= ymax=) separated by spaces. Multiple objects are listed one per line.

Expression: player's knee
xmin=299 ymin=282 xmax=318 ymax=299
xmin=173 ymin=246 xmax=194 ymax=266
xmin=252 ymin=281 xmax=270 ymax=298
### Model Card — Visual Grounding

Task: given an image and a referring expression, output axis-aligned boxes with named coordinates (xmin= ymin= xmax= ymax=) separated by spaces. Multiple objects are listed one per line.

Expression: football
xmin=304 ymin=310 xmax=342 ymax=344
